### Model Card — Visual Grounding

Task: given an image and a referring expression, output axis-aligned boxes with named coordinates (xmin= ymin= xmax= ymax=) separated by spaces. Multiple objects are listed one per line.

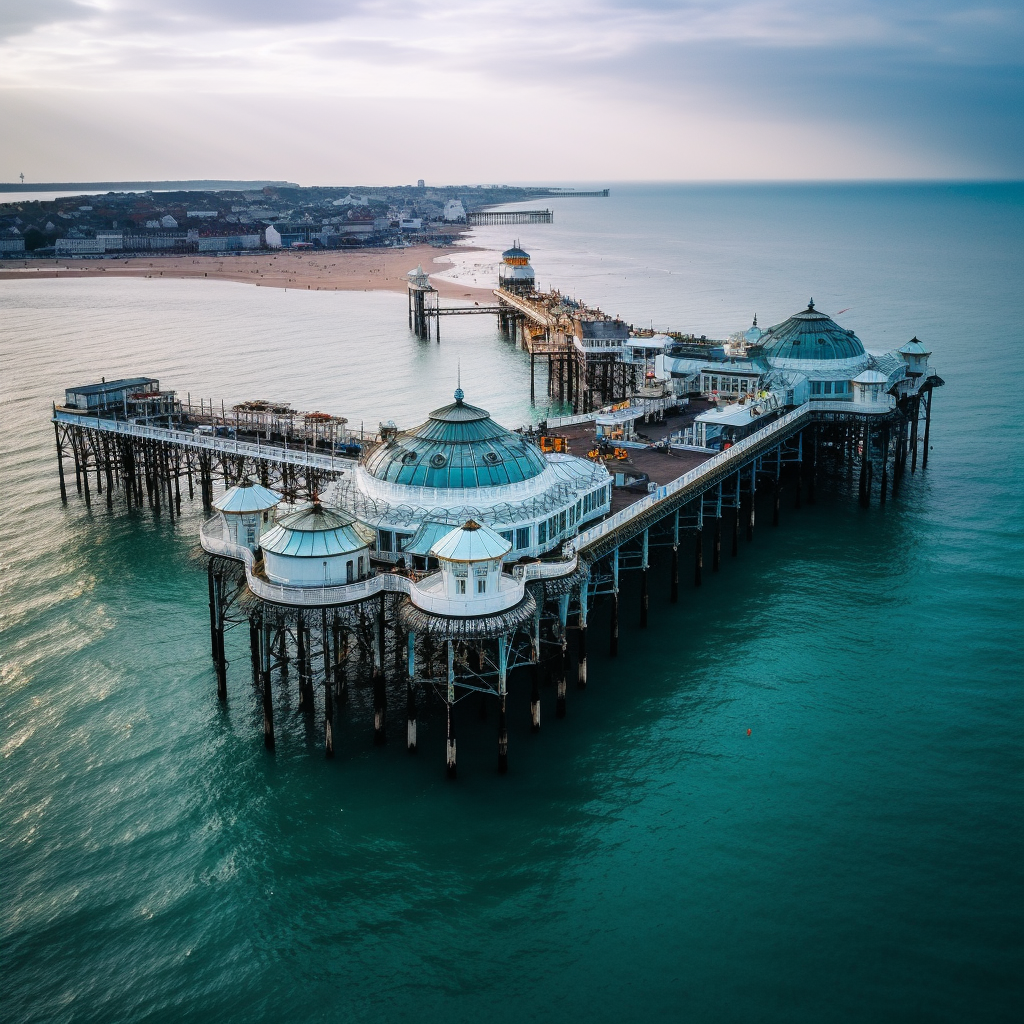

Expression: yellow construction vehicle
xmin=539 ymin=435 xmax=569 ymax=454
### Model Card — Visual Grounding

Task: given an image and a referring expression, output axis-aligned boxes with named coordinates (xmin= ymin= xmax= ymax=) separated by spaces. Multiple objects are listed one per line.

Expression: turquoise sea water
xmin=1 ymin=183 xmax=1022 ymax=1022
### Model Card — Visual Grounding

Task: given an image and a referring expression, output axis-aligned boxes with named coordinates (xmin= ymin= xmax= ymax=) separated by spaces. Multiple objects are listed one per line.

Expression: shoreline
xmin=0 ymin=245 xmax=498 ymax=302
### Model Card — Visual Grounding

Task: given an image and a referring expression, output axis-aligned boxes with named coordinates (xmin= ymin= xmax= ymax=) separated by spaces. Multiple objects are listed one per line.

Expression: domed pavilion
xmin=330 ymin=389 xmax=611 ymax=569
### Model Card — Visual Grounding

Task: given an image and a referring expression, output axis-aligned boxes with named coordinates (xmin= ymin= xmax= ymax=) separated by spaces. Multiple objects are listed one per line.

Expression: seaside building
xmin=328 ymin=388 xmax=612 ymax=569
xmin=656 ymin=300 xmax=914 ymax=447
xmin=443 ymin=199 xmax=467 ymax=223
xmin=498 ymin=243 xmax=535 ymax=296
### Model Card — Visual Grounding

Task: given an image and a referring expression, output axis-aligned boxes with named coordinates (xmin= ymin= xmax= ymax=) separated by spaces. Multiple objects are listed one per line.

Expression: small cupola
xmin=898 ymin=337 xmax=931 ymax=376
xmin=212 ymin=480 xmax=282 ymax=550
xmin=430 ymin=519 xmax=511 ymax=600
xmin=259 ymin=502 xmax=372 ymax=587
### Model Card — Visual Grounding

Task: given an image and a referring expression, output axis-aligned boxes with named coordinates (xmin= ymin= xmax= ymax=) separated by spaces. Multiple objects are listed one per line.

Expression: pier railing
xmin=200 ymin=519 xmax=578 ymax=609
xmin=566 ymin=399 xmax=895 ymax=558
xmin=53 ymin=409 xmax=356 ymax=473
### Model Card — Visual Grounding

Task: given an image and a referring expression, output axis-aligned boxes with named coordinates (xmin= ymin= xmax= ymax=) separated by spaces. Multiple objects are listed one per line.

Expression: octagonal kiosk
xmin=259 ymin=503 xmax=372 ymax=587
xmin=212 ymin=480 xmax=282 ymax=552
xmin=402 ymin=519 xmax=538 ymax=779
xmin=406 ymin=520 xmax=523 ymax=616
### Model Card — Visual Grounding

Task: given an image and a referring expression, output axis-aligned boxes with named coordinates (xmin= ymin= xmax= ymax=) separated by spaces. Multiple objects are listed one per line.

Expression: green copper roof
xmin=761 ymin=300 xmax=866 ymax=362
xmin=362 ymin=392 xmax=548 ymax=489
xmin=260 ymin=503 xmax=367 ymax=558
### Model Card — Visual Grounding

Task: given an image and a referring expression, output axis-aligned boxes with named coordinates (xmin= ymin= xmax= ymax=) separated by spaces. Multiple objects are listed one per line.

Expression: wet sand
xmin=0 ymin=245 xmax=496 ymax=302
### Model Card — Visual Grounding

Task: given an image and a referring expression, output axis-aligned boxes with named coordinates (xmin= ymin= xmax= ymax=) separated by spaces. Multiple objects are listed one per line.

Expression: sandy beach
xmin=0 ymin=245 xmax=498 ymax=302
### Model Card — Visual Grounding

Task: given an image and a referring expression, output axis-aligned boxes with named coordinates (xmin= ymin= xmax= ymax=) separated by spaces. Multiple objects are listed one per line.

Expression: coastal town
xmin=0 ymin=181 xmax=598 ymax=257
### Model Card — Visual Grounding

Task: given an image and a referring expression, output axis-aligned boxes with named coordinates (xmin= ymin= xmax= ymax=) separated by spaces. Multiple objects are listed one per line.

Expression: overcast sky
xmin=1 ymin=0 xmax=1020 ymax=183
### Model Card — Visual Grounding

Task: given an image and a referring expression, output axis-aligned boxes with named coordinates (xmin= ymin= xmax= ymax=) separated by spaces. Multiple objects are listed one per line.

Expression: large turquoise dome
xmin=760 ymin=300 xmax=866 ymax=362
xmin=361 ymin=392 xmax=548 ymax=489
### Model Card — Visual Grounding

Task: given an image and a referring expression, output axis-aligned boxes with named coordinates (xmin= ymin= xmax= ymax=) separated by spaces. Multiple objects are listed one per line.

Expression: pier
xmin=51 ymin=291 xmax=941 ymax=776
xmin=468 ymin=210 xmax=553 ymax=226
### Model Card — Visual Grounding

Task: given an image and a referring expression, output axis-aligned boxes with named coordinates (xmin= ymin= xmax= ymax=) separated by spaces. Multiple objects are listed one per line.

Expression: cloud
xmin=0 ymin=0 xmax=1020 ymax=180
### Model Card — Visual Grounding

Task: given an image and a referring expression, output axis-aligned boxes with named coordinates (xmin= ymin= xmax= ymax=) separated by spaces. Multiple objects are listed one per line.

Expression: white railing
xmin=406 ymin=578 xmax=527 ymax=616
xmin=199 ymin=518 xmax=579 ymax=609
xmin=54 ymin=409 xmax=356 ymax=473
xmin=566 ymin=399 xmax=893 ymax=555
xmin=200 ymin=518 xmax=411 ymax=606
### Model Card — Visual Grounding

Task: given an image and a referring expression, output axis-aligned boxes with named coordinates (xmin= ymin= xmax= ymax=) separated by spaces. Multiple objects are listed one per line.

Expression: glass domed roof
xmin=362 ymin=392 xmax=548 ymax=489
xmin=760 ymin=300 xmax=866 ymax=362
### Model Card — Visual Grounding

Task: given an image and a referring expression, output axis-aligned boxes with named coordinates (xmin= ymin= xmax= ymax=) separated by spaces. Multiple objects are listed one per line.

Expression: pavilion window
xmin=538 ymin=521 xmax=547 ymax=544
xmin=499 ymin=530 xmax=513 ymax=544
xmin=515 ymin=527 xmax=530 ymax=550
xmin=559 ymin=511 xmax=567 ymax=533
xmin=824 ymin=381 xmax=833 ymax=395
xmin=477 ymin=579 xmax=487 ymax=594
xmin=358 ymin=556 xmax=364 ymax=577
xmin=457 ymin=579 xmax=466 ymax=595
xmin=379 ymin=530 xmax=394 ymax=552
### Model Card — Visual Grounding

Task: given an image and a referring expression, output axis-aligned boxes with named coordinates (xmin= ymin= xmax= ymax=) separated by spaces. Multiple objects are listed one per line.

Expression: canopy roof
xmin=760 ymin=300 xmax=866 ymax=362
xmin=899 ymin=336 xmax=931 ymax=356
xmin=213 ymin=481 xmax=282 ymax=514
xmin=501 ymin=244 xmax=530 ymax=263
xmin=260 ymin=503 xmax=367 ymax=558
xmin=431 ymin=519 xmax=512 ymax=562
xmin=361 ymin=391 xmax=549 ymax=489
xmin=852 ymin=370 xmax=889 ymax=384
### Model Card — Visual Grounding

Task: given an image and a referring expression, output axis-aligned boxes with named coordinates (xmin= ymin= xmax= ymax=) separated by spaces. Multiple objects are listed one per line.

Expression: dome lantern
xmin=498 ymin=241 xmax=535 ymax=296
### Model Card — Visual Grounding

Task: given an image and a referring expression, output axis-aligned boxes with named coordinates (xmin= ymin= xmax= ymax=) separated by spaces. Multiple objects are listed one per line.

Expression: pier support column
xmin=446 ymin=640 xmax=457 ymax=780
xmin=531 ymin=611 xmax=541 ymax=730
xmin=910 ymin=398 xmax=920 ymax=474
xmin=880 ymin=426 xmax=890 ymax=506
xmin=249 ymin=617 xmax=260 ymax=687
xmin=808 ymin=427 xmax=817 ymax=505
xmin=670 ymin=510 xmax=679 ymax=603
xmin=578 ymin=583 xmax=588 ymax=689
xmin=71 ymin=429 xmax=82 ymax=495
xmin=640 ymin=529 xmax=649 ymax=627
xmin=296 ymin=610 xmax=308 ymax=699
xmin=773 ymin=479 xmax=781 ymax=526
xmin=713 ymin=516 xmax=721 ymax=571
xmin=53 ymin=422 xmax=67 ymax=503
xmin=732 ymin=505 xmax=740 ymax=556
xmin=694 ymin=528 xmax=703 ymax=587
xmin=322 ymin=608 xmax=334 ymax=757
xmin=610 ymin=548 xmax=620 ymax=656
xmin=373 ymin=597 xmax=387 ymax=746
xmin=922 ymin=391 xmax=933 ymax=469
xmin=406 ymin=632 xmax=417 ymax=752
xmin=747 ymin=465 xmax=756 ymax=542
xmin=498 ymin=636 xmax=509 ymax=774
xmin=261 ymin=617 xmax=275 ymax=752
xmin=859 ymin=426 xmax=870 ymax=508
xmin=556 ymin=595 xmax=569 ymax=718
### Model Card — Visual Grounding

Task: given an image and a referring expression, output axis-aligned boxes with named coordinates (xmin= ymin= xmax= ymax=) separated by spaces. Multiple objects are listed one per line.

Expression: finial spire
xmin=753 ymin=314 xmax=757 ymax=327
xmin=808 ymin=297 xmax=815 ymax=309
xmin=454 ymin=360 xmax=464 ymax=403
